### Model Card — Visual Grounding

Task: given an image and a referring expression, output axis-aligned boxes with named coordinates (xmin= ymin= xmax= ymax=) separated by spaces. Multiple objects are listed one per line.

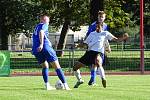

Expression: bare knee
xmin=73 ymin=62 xmax=84 ymax=71
xmin=40 ymin=61 xmax=49 ymax=68
xmin=50 ymin=60 xmax=61 ymax=69
xmin=96 ymin=56 xmax=103 ymax=67
xmin=73 ymin=64 xmax=78 ymax=71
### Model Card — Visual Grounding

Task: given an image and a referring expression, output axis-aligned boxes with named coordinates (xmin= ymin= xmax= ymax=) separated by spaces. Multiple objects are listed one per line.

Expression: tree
xmin=0 ymin=0 xmax=90 ymax=51
xmin=104 ymin=0 xmax=132 ymax=34
xmin=0 ymin=0 xmax=41 ymax=50
xmin=0 ymin=0 xmax=139 ymax=51
xmin=90 ymin=0 xmax=104 ymax=23
xmin=44 ymin=0 xmax=90 ymax=56
xmin=55 ymin=1 xmax=71 ymax=56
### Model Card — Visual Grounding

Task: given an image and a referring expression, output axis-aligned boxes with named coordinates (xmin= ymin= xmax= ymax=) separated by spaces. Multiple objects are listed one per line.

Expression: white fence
xmin=8 ymin=33 xmax=75 ymax=51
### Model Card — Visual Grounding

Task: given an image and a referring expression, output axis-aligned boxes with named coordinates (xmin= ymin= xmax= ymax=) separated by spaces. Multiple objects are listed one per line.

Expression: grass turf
xmin=0 ymin=75 xmax=150 ymax=100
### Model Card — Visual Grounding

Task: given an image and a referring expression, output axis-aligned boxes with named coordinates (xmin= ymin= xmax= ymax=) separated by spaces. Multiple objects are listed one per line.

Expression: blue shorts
xmin=34 ymin=48 xmax=58 ymax=64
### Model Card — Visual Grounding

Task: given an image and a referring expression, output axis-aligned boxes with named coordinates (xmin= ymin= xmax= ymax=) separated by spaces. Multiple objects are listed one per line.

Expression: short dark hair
xmin=40 ymin=14 xmax=50 ymax=19
xmin=98 ymin=11 xmax=106 ymax=16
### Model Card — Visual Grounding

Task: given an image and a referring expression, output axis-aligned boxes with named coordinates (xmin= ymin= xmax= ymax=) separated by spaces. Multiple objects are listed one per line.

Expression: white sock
xmin=63 ymin=83 xmax=68 ymax=87
xmin=97 ymin=67 xmax=106 ymax=80
xmin=45 ymin=82 xmax=50 ymax=86
xmin=94 ymin=67 xmax=97 ymax=71
xmin=74 ymin=69 xmax=82 ymax=81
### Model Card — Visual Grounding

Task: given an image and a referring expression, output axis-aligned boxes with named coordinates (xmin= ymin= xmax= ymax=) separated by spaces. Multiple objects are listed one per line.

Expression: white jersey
xmin=84 ymin=31 xmax=113 ymax=53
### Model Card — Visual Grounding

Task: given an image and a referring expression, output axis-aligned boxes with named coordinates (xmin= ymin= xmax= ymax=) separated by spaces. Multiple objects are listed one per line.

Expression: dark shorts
xmin=34 ymin=48 xmax=58 ymax=64
xmin=78 ymin=50 xmax=103 ymax=66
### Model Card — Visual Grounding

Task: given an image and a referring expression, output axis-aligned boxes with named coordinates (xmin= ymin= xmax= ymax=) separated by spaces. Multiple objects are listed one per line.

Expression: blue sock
xmin=42 ymin=68 xmax=49 ymax=83
xmin=56 ymin=68 xmax=66 ymax=83
xmin=89 ymin=68 xmax=96 ymax=83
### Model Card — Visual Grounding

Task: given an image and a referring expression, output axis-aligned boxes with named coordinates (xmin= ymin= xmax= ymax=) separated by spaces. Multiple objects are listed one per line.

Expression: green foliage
xmin=1 ymin=0 xmax=149 ymax=50
xmin=42 ymin=0 xmax=90 ymax=31
xmin=0 ymin=0 xmax=41 ymax=35
xmin=104 ymin=0 xmax=132 ymax=31
xmin=103 ymin=0 xmax=150 ymax=37
xmin=0 ymin=0 xmax=149 ymax=35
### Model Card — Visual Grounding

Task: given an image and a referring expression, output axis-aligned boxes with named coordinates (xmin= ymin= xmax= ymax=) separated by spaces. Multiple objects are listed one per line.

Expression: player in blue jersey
xmin=86 ymin=11 xmax=108 ymax=37
xmin=32 ymin=15 xmax=70 ymax=90
xmin=74 ymin=11 xmax=110 ymax=88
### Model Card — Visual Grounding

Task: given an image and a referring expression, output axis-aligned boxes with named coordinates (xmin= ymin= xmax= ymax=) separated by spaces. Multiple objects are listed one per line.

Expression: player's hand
xmin=122 ymin=33 xmax=129 ymax=41
xmin=37 ymin=44 xmax=43 ymax=52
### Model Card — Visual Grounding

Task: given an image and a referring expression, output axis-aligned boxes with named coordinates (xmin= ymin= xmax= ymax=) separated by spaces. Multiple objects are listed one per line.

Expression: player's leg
xmin=97 ymin=66 xmax=106 ymax=88
xmin=73 ymin=62 xmax=85 ymax=88
xmin=41 ymin=61 xmax=56 ymax=90
xmin=41 ymin=61 xmax=49 ymax=85
xmin=88 ymin=65 xmax=97 ymax=86
xmin=50 ymin=60 xmax=71 ymax=90
xmin=96 ymin=54 xmax=106 ymax=88
xmin=88 ymin=51 xmax=101 ymax=86
xmin=46 ymin=48 xmax=71 ymax=90
xmin=73 ymin=51 xmax=93 ymax=88
xmin=34 ymin=52 xmax=55 ymax=90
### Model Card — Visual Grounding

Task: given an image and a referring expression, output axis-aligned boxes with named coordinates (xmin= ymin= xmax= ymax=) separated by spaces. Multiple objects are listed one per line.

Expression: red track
xmin=11 ymin=71 xmax=150 ymax=76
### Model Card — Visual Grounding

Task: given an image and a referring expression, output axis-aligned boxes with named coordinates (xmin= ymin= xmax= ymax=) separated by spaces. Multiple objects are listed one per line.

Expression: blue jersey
xmin=86 ymin=21 xmax=108 ymax=37
xmin=32 ymin=23 xmax=52 ymax=55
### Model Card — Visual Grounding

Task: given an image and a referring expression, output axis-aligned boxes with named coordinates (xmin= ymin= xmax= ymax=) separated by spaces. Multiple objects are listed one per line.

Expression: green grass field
xmin=0 ymin=75 xmax=150 ymax=100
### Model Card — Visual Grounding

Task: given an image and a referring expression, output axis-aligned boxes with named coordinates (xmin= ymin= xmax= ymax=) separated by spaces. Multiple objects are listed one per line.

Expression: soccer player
xmin=87 ymin=11 xmax=109 ymax=87
xmin=86 ymin=11 xmax=108 ymax=38
xmin=32 ymin=15 xmax=71 ymax=90
xmin=74 ymin=11 xmax=110 ymax=88
xmin=73 ymin=22 xmax=128 ymax=88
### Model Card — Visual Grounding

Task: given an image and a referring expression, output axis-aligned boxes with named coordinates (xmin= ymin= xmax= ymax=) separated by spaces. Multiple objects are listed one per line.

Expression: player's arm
xmin=110 ymin=33 xmax=129 ymax=42
xmin=37 ymin=30 xmax=44 ymax=52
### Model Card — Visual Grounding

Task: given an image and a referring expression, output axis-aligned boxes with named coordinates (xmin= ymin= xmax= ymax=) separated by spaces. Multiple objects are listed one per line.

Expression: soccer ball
xmin=55 ymin=80 xmax=64 ymax=90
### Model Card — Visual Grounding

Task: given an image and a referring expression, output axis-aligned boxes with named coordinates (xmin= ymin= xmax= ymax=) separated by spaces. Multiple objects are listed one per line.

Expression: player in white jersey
xmin=73 ymin=23 xmax=128 ymax=88
xmin=74 ymin=11 xmax=110 ymax=88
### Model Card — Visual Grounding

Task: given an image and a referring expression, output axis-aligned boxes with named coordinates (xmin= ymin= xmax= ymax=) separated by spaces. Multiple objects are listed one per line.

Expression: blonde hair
xmin=96 ymin=23 xmax=103 ymax=32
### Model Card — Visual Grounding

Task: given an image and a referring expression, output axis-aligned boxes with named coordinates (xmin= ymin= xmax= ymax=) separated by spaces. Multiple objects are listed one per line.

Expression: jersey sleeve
xmin=103 ymin=23 xmax=109 ymax=31
xmin=86 ymin=22 xmax=96 ymax=37
xmin=105 ymin=31 xmax=114 ymax=41
xmin=41 ymin=24 xmax=48 ymax=32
